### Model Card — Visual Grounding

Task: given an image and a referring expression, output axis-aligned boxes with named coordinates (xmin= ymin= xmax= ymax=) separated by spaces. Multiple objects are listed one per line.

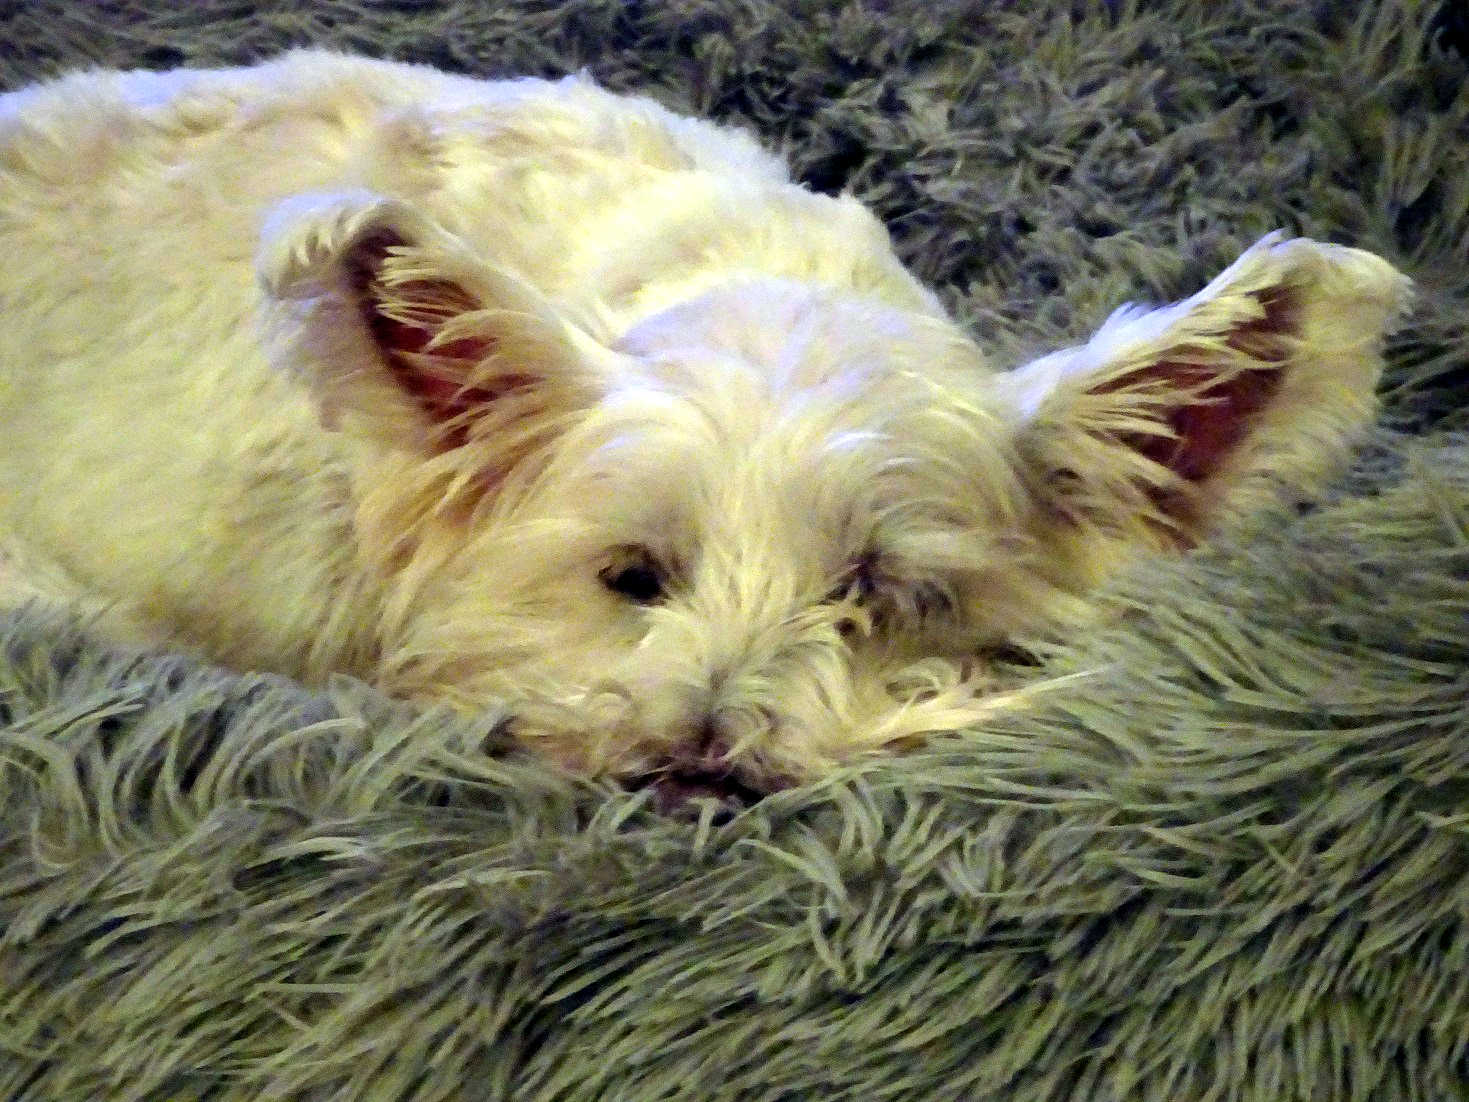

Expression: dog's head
xmin=260 ymin=193 xmax=1409 ymax=801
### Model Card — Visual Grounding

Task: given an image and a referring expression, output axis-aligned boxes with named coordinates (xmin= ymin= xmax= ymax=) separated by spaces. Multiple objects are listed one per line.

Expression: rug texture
xmin=3 ymin=2 xmax=1469 ymax=1099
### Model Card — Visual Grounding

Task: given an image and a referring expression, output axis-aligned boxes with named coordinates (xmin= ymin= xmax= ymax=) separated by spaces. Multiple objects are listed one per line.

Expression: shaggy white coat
xmin=0 ymin=52 xmax=1409 ymax=793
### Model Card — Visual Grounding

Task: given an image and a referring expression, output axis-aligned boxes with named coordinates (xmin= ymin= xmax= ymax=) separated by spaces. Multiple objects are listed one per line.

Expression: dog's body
xmin=0 ymin=52 xmax=1408 ymax=796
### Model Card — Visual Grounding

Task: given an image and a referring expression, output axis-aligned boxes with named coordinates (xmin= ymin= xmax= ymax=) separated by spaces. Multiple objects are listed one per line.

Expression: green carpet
xmin=2 ymin=2 xmax=1468 ymax=1098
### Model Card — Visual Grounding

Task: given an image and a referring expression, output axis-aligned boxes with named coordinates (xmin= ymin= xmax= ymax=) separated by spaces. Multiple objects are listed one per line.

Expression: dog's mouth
xmin=636 ymin=767 xmax=771 ymax=816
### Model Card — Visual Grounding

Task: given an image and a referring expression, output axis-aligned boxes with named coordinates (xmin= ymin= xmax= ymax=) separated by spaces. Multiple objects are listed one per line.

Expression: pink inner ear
xmin=1135 ymin=362 xmax=1284 ymax=482
xmin=367 ymin=294 xmax=537 ymax=450
xmin=372 ymin=312 xmax=497 ymax=413
xmin=1122 ymin=288 xmax=1297 ymax=484
xmin=347 ymin=235 xmax=537 ymax=448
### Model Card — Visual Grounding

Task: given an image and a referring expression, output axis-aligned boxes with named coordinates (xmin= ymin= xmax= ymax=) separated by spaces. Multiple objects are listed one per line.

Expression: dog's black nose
xmin=646 ymin=772 xmax=759 ymax=818
xmin=637 ymin=717 xmax=765 ymax=815
xmin=674 ymin=715 xmax=735 ymax=773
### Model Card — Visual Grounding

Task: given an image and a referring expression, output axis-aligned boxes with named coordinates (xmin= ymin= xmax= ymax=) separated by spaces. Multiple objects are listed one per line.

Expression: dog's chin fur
xmin=0 ymin=52 xmax=1411 ymax=793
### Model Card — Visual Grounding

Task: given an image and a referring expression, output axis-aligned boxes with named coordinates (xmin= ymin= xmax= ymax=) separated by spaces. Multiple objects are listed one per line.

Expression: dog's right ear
xmin=257 ymin=191 xmax=612 ymax=460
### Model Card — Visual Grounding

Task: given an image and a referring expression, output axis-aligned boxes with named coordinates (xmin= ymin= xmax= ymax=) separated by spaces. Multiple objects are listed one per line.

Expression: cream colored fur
xmin=0 ymin=52 xmax=1410 ymax=795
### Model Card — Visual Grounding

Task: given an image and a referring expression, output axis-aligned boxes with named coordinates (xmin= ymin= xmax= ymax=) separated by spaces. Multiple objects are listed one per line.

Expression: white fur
xmin=0 ymin=52 xmax=1411 ymax=795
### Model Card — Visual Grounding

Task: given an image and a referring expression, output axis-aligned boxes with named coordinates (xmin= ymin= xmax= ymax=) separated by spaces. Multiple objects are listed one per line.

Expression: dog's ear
xmin=1002 ymin=233 xmax=1411 ymax=585
xmin=257 ymin=190 xmax=611 ymax=457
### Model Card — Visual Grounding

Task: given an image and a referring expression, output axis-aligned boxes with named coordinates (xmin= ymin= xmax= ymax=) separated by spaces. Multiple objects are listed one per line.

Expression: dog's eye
xmin=599 ymin=550 xmax=666 ymax=604
xmin=826 ymin=558 xmax=878 ymax=638
xmin=910 ymin=580 xmax=956 ymax=622
xmin=606 ymin=565 xmax=663 ymax=603
xmin=828 ymin=557 xmax=877 ymax=606
xmin=828 ymin=554 xmax=958 ymax=636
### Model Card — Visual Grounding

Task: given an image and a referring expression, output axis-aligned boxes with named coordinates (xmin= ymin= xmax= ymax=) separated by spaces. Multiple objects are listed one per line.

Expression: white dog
xmin=0 ymin=52 xmax=1409 ymax=803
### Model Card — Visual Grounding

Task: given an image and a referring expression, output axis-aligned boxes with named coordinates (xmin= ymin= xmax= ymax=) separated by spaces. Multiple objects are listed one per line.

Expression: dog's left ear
xmin=1002 ymin=233 xmax=1411 ymax=584
xmin=257 ymin=190 xmax=613 ymax=457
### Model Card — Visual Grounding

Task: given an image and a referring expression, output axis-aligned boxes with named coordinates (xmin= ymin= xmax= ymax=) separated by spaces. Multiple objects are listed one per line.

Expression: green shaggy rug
xmin=3 ymin=2 xmax=1469 ymax=1099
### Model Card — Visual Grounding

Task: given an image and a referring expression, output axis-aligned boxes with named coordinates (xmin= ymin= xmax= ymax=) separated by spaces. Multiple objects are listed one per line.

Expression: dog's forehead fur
xmin=568 ymin=282 xmax=1021 ymax=575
